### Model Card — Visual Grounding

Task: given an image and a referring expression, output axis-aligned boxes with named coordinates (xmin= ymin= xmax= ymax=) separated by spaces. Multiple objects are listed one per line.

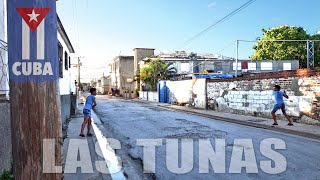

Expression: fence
xmin=0 ymin=39 xmax=9 ymax=100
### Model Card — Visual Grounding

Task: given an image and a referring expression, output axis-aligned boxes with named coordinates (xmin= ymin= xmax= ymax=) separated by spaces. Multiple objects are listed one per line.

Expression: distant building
xmin=141 ymin=51 xmax=299 ymax=79
xmin=140 ymin=51 xmax=232 ymax=79
xmin=109 ymin=56 xmax=134 ymax=96
xmin=96 ymin=75 xmax=110 ymax=95
xmin=133 ymin=48 xmax=155 ymax=92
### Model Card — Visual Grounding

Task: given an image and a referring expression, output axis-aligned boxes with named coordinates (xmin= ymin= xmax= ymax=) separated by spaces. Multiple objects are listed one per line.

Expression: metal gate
xmin=159 ymin=81 xmax=170 ymax=103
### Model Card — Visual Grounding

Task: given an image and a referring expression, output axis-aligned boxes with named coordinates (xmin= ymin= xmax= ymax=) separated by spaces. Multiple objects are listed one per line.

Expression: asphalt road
xmin=94 ymin=96 xmax=320 ymax=180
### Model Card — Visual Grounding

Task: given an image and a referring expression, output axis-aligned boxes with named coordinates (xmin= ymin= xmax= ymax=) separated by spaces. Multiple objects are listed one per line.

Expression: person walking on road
xmin=80 ymin=88 xmax=97 ymax=137
xmin=271 ymin=85 xmax=294 ymax=126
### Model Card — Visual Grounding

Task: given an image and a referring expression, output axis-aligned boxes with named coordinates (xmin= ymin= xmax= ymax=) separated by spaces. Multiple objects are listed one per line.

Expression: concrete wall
xmin=60 ymin=95 xmax=71 ymax=124
xmin=139 ymin=91 xmax=158 ymax=102
xmin=207 ymin=69 xmax=320 ymax=124
xmin=165 ymin=79 xmax=206 ymax=108
xmin=0 ymin=101 xmax=11 ymax=173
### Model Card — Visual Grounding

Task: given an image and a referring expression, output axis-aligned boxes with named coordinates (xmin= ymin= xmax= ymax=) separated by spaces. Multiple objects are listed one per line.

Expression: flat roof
xmin=133 ymin=48 xmax=155 ymax=51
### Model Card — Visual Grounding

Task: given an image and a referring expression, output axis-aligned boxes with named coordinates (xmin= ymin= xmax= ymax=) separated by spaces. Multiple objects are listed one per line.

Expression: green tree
xmin=140 ymin=58 xmax=177 ymax=91
xmin=251 ymin=26 xmax=320 ymax=68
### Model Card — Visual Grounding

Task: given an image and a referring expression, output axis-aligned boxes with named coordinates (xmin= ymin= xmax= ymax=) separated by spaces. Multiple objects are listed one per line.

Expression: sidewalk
xmin=131 ymin=98 xmax=320 ymax=140
xmin=63 ymin=108 xmax=122 ymax=180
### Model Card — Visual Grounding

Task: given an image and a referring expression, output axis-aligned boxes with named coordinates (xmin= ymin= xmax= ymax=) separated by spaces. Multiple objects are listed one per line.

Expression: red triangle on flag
xmin=16 ymin=8 xmax=51 ymax=32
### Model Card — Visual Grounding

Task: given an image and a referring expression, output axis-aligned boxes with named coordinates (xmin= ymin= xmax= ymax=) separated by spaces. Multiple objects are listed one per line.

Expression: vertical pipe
xmin=78 ymin=57 xmax=81 ymax=84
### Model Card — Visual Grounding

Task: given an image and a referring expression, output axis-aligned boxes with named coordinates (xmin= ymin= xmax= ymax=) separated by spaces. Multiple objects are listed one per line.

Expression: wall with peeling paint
xmin=166 ymin=79 xmax=206 ymax=108
xmin=207 ymin=75 xmax=320 ymax=124
xmin=139 ymin=91 xmax=158 ymax=102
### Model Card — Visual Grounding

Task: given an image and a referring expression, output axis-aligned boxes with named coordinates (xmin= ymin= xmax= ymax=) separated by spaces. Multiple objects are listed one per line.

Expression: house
xmin=133 ymin=48 xmax=156 ymax=93
xmin=57 ymin=16 xmax=77 ymax=121
xmin=108 ymin=56 xmax=134 ymax=96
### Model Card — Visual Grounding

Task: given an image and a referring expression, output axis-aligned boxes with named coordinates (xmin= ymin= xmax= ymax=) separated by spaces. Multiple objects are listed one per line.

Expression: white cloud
xmin=208 ymin=2 xmax=217 ymax=8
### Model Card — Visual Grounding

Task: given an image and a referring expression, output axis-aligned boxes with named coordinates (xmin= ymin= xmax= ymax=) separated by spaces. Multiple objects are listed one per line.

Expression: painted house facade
xmin=109 ymin=56 xmax=134 ymax=96
xmin=57 ymin=16 xmax=76 ymax=122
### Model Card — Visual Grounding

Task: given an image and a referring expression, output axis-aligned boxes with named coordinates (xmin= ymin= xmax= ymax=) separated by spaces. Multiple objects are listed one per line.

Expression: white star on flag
xmin=27 ymin=9 xmax=40 ymax=22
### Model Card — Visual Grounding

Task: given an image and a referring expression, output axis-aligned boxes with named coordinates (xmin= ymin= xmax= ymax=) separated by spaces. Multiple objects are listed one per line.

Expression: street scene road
xmin=3 ymin=1 xmax=320 ymax=179
xmin=94 ymin=96 xmax=320 ymax=180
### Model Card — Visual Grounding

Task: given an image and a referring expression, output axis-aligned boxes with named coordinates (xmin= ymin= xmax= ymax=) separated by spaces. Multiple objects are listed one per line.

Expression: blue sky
xmin=57 ymin=0 xmax=320 ymax=79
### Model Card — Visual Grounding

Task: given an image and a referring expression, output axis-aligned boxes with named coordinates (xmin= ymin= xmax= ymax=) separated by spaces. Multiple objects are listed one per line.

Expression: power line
xmin=239 ymin=39 xmax=320 ymax=42
xmin=182 ymin=0 xmax=257 ymax=47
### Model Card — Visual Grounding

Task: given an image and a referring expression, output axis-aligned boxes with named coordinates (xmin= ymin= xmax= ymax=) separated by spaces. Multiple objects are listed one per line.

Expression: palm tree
xmin=160 ymin=62 xmax=177 ymax=80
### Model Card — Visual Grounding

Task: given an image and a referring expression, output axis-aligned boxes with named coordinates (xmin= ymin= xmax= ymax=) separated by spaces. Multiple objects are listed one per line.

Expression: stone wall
xmin=207 ymin=69 xmax=320 ymax=124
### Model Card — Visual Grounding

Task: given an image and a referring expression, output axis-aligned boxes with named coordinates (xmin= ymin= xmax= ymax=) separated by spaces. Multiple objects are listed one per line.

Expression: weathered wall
xmin=139 ymin=91 xmax=158 ymax=102
xmin=0 ymin=101 xmax=11 ymax=173
xmin=207 ymin=69 xmax=320 ymax=124
xmin=70 ymin=95 xmax=77 ymax=117
xmin=166 ymin=79 xmax=206 ymax=108
xmin=119 ymin=57 xmax=134 ymax=96
xmin=60 ymin=95 xmax=71 ymax=124
xmin=166 ymin=80 xmax=193 ymax=105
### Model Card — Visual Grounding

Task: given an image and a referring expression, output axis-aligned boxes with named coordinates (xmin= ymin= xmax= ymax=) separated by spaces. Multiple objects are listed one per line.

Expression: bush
xmin=0 ymin=170 xmax=13 ymax=180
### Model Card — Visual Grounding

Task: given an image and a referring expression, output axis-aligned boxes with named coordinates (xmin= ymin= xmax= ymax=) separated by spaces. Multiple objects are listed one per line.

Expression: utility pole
xmin=73 ymin=56 xmax=83 ymax=91
xmin=8 ymin=0 xmax=62 ymax=179
xmin=235 ymin=40 xmax=239 ymax=77
xmin=78 ymin=57 xmax=81 ymax=85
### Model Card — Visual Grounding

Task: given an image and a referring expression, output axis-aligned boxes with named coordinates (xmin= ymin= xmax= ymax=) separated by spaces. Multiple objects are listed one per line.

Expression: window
xmin=261 ymin=62 xmax=273 ymax=71
xmin=58 ymin=42 xmax=63 ymax=78
xmin=64 ymin=51 xmax=68 ymax=70
xmin=69 ymin=57 xmax=71 ymax=68
xmin=283 ymin=63 xmax=292 ymax=70
xmin=232 ymin=62 xmax=242 ymax=70
xmin=248 ymin=63 xmax=257 ymax=70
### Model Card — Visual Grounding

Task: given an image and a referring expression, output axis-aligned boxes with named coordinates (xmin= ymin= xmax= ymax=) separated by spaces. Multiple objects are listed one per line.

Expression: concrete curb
xmin=158 ymin=105 xmax=320 ymax=141
xmin=91 ymin=111 xmax=127 ymax=180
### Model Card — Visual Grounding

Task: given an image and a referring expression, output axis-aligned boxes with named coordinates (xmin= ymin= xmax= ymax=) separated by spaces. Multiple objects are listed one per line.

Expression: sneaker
xmin=287 ymin=123 xmax=294 ymax=126
xmin=87 ymin=133 xmax=93 ymax=137
xmin=79 ymin=134 xmax=85 ymax=138
xmin=272 ymin=123 xmax=278 ymax=126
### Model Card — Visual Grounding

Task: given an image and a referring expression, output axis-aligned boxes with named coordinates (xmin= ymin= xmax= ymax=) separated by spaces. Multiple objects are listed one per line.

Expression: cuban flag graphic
xmin=8 ymin=0 xmax=59 ymax=83
xmin=16 ymin=8 xmax=51 ymax=60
